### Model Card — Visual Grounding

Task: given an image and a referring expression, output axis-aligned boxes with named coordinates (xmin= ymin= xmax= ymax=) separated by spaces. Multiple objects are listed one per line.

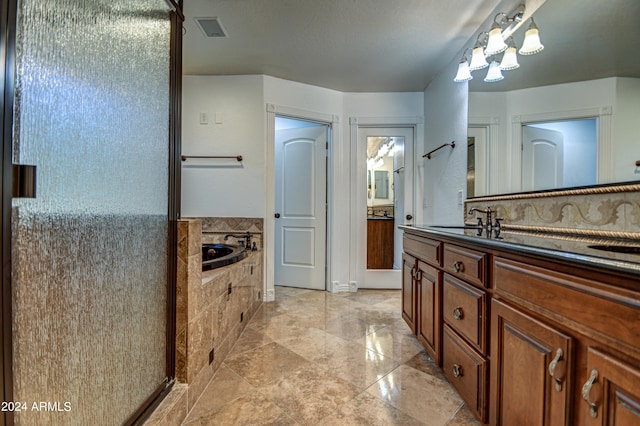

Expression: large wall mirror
xmin=467 ymin=0 xmax=640 ymax=197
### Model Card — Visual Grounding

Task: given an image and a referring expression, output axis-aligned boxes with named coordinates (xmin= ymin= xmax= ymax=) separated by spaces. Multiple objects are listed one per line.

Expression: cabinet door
xmin=417 ymin=261 xmax=442 ymax=365
xmin=401 ymin=252 xmax=417 ymax=333
xmin=490 ymin=300 xmax=573 ymax=426
xmin=581 ymin=347 xmax=640 ymax=425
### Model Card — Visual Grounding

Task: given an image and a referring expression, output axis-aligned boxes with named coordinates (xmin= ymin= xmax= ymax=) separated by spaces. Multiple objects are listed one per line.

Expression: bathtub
xmin=202 ymin=243 xmax=247 ymax=271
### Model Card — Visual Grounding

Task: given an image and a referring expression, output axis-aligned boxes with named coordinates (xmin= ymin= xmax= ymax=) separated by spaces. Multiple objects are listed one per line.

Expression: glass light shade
xmin=485 ymin=23 xmax=507 ymax=55
xmin=499 ymin=46 xmax=519 ymax=70
xmin=453 ymin=59 xmax=473 ymax=82
xmin=469 ymin=46 xmax=488 ymax=70
xmin=519 ymin=28 xmax=544 ymax=55
xmin=484 ymin=60 xmax=504 ymax=82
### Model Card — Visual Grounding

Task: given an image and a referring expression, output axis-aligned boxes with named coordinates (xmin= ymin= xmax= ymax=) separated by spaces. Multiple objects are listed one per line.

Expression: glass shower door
xmin=10 ymin=1 xmax=173 ymax=424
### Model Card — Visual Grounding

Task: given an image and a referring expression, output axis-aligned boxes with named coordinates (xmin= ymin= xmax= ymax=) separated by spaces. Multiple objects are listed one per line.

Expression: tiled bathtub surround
xmin=195 ymin=217 xmax=263 ymax=248
xmin=465 ymin=183 xmax=640 ymax=239
xmin=146 ymin=218 xmax=263 ymax=425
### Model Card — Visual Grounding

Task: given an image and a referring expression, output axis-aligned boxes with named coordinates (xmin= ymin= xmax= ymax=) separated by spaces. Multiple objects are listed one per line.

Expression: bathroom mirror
xmin=467 ymin=0 xmax=640 ymax=196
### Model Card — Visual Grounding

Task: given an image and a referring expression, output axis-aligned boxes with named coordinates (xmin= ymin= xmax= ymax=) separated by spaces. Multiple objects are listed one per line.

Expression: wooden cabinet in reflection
xmin=367 ymin=218 xmax=394 ymax=269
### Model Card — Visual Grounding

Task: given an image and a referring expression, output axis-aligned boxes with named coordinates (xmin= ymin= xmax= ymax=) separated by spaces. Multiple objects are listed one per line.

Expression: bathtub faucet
xmin=224 ymin=232 xmax=252 ymax=249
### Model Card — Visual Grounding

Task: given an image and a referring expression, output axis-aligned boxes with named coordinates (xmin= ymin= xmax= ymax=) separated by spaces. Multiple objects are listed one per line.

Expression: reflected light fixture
xmin=499 ymin=38 xmax=520 ymax=70
xmin=453 ymin=49 xmax=473 ymax=82
xmin=519 ymin=18 xmax=544 ymax=55
xmin=484 ymin=59 xmax=504 ymax=82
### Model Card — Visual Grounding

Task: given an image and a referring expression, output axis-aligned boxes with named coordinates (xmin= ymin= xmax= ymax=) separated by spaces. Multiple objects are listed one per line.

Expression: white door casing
xmin=274 ymin=125 xmax=327 ymax=290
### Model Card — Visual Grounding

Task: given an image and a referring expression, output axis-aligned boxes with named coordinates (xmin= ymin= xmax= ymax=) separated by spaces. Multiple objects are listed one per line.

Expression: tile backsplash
xmin=465 ymin=183 xmax=640 ymax=239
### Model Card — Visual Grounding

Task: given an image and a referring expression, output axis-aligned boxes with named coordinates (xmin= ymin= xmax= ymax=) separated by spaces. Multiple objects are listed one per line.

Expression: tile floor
xmin=182 ymin=287 xmax=480 ymax=425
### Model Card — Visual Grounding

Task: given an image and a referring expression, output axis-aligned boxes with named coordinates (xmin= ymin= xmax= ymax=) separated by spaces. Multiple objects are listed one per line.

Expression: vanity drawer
xmin=404 ymin=234 xmax=442 ymax=267
xmin=443 ymin=274 xmax=487 ymax=353
xmin=443 ymin=324 xmax=487 ymax=423
xmin=443 ymin=243 xmax=488 ymax=288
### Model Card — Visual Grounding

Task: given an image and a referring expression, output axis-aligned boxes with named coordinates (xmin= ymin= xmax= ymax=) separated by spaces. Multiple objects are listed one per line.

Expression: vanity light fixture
xmin=469 ymin=35 xmax=489 ymax=70
xmin=485 ymin=20 xmax=508 ymax=55
xmin=519 ymin=18 xmax=544 ymax=55
xmin=453 ymin=48 xmax=473 ymax=82
xmin=484 ymin=59 xmax=504 ymax=82
xmin=453 ymin=4 xmax=543 ymax=83
xmin=499 ymin=38 xmax=520 ymax=70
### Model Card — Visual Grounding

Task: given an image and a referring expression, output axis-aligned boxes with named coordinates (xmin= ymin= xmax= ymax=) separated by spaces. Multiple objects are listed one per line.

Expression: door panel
xmin=282 ymin=227 xmax=315 ymax=266
xmin=582 ymin=347 xmax=640 ymax=425
xmin=522 ymin=126 xmax=564 ymax=191
xmin=275 ymin=125 xmax=326 ymax=290
xmin=491 ymin=300 xmax=573 ymax=426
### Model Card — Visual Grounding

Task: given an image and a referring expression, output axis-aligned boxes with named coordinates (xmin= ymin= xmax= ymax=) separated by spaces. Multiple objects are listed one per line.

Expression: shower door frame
xmin=0 ymin=1 xmax=183 ymax=424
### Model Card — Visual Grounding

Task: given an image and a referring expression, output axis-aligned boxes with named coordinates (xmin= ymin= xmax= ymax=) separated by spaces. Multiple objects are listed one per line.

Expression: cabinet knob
xmin=274 ymin=213 xmax=281 ymax=218
xmin=581 ymin=368 xmax=600 ymax=419
xmin=453 ymin=261 xmax=463 ymax=273
xmin=548 ymin=348 xmax=565 ymax=392
xmin=406 ymin=214 xmax=413 ymax=221
xmin=452 ymin=307 xmax=464 ymax=320
xmin=452 ymin=364 xmax=463 ymax=378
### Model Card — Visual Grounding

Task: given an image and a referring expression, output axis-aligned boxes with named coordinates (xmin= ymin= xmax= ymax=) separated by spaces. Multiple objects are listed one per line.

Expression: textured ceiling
xmin=182 ymin=0 xmax=501 ymax=92
xmin=182 ymin=0 xmax=640 ymax=93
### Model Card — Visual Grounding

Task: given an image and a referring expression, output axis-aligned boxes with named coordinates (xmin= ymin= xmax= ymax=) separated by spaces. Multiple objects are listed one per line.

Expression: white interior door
xmin=522 ymin=125 xmax=564 ymax=191
xmin=357 ymin=127 xmax=414 ymax=289
xmin=274 ymin=125 xmax=327 ymax=290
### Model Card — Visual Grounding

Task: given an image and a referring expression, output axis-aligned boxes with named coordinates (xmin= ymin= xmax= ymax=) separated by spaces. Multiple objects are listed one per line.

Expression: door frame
xmin=265 ymin=104 xmax=338 ymax=301
xmin=510 ymin=107 xmax=612 ymax=191
xmin=348 ymin=116 xmax=424 ymax=291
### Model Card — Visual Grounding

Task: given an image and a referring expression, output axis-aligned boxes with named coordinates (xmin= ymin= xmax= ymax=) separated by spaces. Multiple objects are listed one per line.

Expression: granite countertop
xmin=400 ymin=224 xmax=640 ymax=276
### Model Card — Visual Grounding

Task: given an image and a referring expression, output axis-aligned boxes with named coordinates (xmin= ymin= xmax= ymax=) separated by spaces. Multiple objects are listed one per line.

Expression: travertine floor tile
xmin=181 ymin=287 xmax=481 ymax=426
xmin=224 ymin=341 xmax=310 ymax=387
xmin=262 ymin=364 xmax=360 ymax=424
xmin=366 ymin=364 xmax=464 ymax=425
xmin=317 ymin=392 xmax=424 ymax=426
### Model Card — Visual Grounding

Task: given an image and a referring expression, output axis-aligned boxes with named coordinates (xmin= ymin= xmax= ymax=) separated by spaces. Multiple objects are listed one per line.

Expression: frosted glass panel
xmin=11 ymin=0 xmax=171 ymax=424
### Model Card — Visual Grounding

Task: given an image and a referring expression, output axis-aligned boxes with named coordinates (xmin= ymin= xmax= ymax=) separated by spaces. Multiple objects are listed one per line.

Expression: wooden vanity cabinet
xmin=490 ymin=299 xmax=573 ymax=426
xmin=492 ymin=256 xmax=640 ymax=426
xmin=402 ymin=235 xmax=443 ymax=364
xmin=583 ymin=347 xmax=640 ymax=425
xmin=401 ymin=252 xmax=417 ymax=334
xmin=402 ymin=228 xmax=640 ymax=426
xmin=416 ymin=260 xmax=441 ymax=364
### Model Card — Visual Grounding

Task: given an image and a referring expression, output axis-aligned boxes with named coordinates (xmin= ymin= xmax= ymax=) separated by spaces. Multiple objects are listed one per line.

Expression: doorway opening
xmin=522 ymin=118 xmax=597 ymax=191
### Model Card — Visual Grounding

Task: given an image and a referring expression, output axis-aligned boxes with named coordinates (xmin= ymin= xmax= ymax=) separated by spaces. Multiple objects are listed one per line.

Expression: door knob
xmin=406 ymin=214 xmax=413 ymax=220
xmin=274 ymin=213 xmax=280 ymax=218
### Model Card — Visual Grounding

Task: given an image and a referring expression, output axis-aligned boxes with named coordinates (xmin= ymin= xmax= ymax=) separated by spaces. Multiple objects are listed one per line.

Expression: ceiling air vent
xmin=194 ymin=17 xmax=228 ymax=38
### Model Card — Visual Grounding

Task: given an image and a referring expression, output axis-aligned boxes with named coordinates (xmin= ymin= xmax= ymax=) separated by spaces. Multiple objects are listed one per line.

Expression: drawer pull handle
xmin=452 ymin=364 xmax=463 ymax=378
xmin=548 ymin=348 xmax=565 ymax=392
xmin=452 ymin=307 xmax=464 ymax=320
xmin=453 ymin=261 xmax=464 ymax=273
xmin=581 ymin=369 xmax=600 ymax=419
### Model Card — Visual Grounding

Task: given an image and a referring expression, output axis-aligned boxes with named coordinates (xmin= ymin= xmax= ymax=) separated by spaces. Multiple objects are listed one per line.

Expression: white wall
xmin=181 ymin=75 xmax=265 ymax=217
xmin=422 ymin=57 xmax=469 ymax=224
xmin=182 ymin=74 xmax=423 ymax=290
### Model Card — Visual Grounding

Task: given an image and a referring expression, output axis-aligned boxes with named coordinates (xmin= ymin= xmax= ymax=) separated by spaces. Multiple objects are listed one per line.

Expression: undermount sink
xmin=588 ymin=244 xmax=640 ymax=254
